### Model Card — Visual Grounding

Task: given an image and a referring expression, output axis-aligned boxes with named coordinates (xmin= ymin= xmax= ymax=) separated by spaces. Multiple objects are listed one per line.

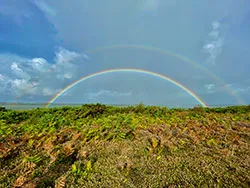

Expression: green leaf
xmin=151 ymin=137 xmax=158 ymax=148
xmin=72 ymin=164 xmax=77 ymax=173
xmin=86 ymin=161 xmax=92 ymax=171
xmin=207 ymin=138 xmax=217 ymax=146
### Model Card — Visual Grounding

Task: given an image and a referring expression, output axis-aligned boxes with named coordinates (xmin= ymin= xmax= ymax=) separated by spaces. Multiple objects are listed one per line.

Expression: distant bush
xmin=191 ymin=106 xmax=205 ymax=113
xmin=208 ymin=106 xmax=250 ymax=114
xmin=0 ymin=110 xmax=29 ymax=124
xmin=0 ymin=106 xmax=6 ymax=112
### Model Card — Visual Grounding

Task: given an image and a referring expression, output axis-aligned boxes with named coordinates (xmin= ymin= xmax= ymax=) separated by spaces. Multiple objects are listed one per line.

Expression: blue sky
xmin=0 ymin=0 xmax=249 ymax=107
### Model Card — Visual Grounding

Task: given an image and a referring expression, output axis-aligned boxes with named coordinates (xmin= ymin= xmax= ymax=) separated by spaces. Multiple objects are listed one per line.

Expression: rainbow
xmin=46 ymin=68 xmax=208 ymax=108
xmin=86 ymin=45 xmax=245 ymax=104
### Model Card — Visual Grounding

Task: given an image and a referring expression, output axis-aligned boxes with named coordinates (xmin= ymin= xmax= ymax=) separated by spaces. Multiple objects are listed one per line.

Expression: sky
xmin=0 ymin=0 xmax=250 ymax=107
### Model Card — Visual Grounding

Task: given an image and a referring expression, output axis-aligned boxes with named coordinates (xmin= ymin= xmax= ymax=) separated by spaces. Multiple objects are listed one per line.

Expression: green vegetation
xmin=0 ymin=104 xmax=250 ymax=187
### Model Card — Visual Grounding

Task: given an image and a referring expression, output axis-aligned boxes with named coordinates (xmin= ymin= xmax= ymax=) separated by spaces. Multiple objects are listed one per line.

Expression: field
xmin=0 ymin=104 xmax=250 ymax=187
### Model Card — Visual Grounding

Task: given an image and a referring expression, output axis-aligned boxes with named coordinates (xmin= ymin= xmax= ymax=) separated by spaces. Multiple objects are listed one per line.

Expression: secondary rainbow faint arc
xmin=46 ymin=68 xmax=208 ymax=108
xmin=86 ymin=44 xmax=244 ymax=104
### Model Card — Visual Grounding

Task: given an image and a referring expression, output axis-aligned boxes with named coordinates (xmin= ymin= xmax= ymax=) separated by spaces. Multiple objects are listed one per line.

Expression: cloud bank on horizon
xmin=0 ymin=0 xmax=250 ymax=106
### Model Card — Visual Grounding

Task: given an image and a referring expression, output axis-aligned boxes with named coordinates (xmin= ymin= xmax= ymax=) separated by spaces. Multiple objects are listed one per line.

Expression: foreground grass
xmin=0 ymin=104 xmax=250 ymax=187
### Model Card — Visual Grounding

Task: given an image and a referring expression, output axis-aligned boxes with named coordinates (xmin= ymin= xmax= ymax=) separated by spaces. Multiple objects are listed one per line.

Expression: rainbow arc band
xmin=45 ymin=68 xmax=208 ymax=108
xmin=86 ymin=45 xmax=244 ymax=104
xmin=14 ymin=44 xmax=244 ymax=105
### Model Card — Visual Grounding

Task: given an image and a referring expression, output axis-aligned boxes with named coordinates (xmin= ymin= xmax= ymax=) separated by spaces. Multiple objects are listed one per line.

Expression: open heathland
xmin=0 ymin=104 xmax=250 ymax=187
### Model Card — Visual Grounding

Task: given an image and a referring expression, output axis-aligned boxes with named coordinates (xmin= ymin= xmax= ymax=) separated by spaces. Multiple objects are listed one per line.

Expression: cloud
xmin=0 ymin=1 xmax=33 ymax=24
xmin=10 ymin=78 xmax=39 ymax=96
xmin=83 ymin=54 xmax=90 ymax=60
xmin=204 ymin=84 xmax=216 ymax=94
xmin=225 ymin=83 xmax=250 ymax=94
xmin=56 ymin=73 xmax=73 ymax=80
xmin=140 ymin=0 xmax=159 ymax=12
xmin=0 ymin=47 xmax=85 ymax=101
xmin=204 ymin=82 xmax=250 ymax=95
xmin=0 ymin=74 xmax=4 ymax=81
xmin=31 ymin=58 xmax=50 ymax=72
xmin=11 ymin=62 xmax=30 ymax=79
xmin=203 ymin=21 xmax=224 ymax=64
xmin=63 ymin=73 xmax=73 ymax=79
xmin=88 ymin=90 xmax=132 ymax=99
xmin=0 ymin=73 xmax=8 ymax=93
xmin=52 ymin=47 xmax=82 ymax=81
xmin=43 ymin=88 xmax=60 ymax=96
xmin=203 ymin=39 xmax=224 ymax=62
xmin=234 ymin=87 xmax=250 ymax=93
xmin=212 ymin=21 xmax=220 ymax=30
xmin=209 ymin=30 xmax=219 ymax=38
xmin=32 ymin=0 xmax=56 ymax=16
xmin=54 ymin=47 xmax=81 ymax=65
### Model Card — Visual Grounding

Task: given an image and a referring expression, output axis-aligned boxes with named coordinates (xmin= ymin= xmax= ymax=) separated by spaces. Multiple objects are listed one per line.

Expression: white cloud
xmin=234 ymin=88 xmax=249 ymax=93
xmin=11 ymin=62 xmax=30 ymax=79
xmin=0 ymin=47 xmax=84 ymax=100
xmin=0 ymin=74 xmax=7 ymax=93
xmin=203 ymin=38 xmax=223 ymax=61
xmin=212 ymin=21 xmax=220 ymax=30
xmin=204 ymin=84 xmax=216 ymax=94
xmin=11 ymin=79 xmax=38 ymax=96
xmin=205 ymin=84 xmax=214 ymax=90
xmin=0 ymin=1 xmax=33 ymax=24
xmin=204 ymin=82 xmax=250 ymax=96
xmin=56 ymin=73 xmax=73 ymax=80
xmin=225 ymin=83 xmax=250 ymax=94
xmin=42 ymin=88 xmax=53 ymax=96
xmin=209 ymin=30 xmax=219 ymax=38
xmin=51 ymin=47 xmax=84 ymax=82
xmin=42 ymin=88 xmax=61 ymax=96
xmin=11 ymin=63 xmax=22 ymax=73
xmin=31 ymin=58 xmax=50 ymax=72
xmin=88 ymin=90 xmax=132 ymax=99
xmin=33 ymin=0 xmax=56 ymax=16
xmin=0 ymin=74 xmax=4 ymax=81
xmin=203 ymin=21 xmax=224 ymax=64
xmin=141 ymin=0 xmax=159 ymax=12
xmin=64 ymin=73 xmax=73 ymax=79
xmin=55 ymin=47 xmax=81 ymax=65
xmin=83 ymin=54 xmax=90 ymax=60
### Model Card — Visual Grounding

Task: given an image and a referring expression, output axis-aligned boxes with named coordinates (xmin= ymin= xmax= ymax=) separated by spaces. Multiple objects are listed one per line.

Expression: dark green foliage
xmin=0 ymin=110 xmax=29 ymax=124
xmin=0 ymin=106 xmax=6 ymax=112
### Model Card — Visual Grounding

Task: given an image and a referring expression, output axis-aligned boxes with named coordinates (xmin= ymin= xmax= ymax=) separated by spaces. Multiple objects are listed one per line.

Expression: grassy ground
xmin=0 ymin=104 xmax=250 ymax=187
